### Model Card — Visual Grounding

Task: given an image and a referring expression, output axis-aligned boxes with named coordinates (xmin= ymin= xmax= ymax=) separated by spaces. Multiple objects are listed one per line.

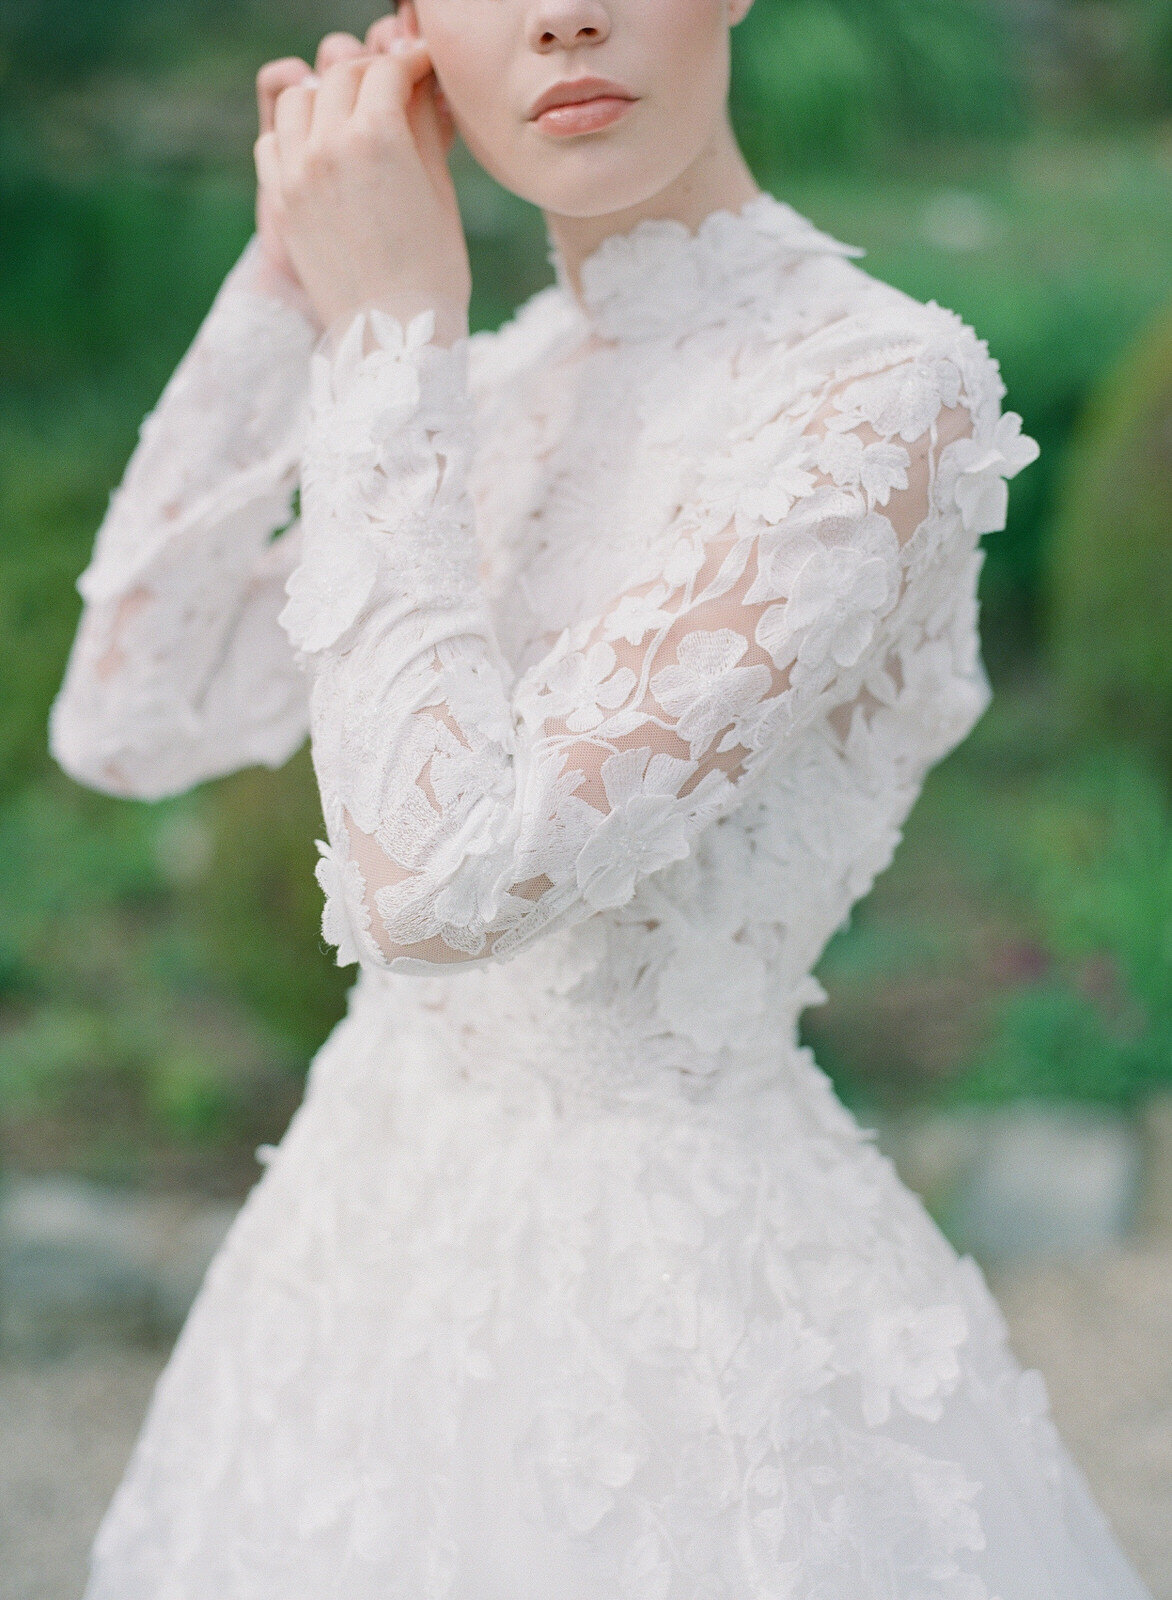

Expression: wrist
xmin=419 ymin=300 xmax=469 ymax=349
xmin=254 ymin=255 xmax=321 ymax=325
xmin=324 ymin=295 xmax=469 ymax=353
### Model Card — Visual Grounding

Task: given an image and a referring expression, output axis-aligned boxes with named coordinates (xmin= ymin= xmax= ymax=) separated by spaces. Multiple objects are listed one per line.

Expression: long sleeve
xmin=280 ymin=308 xmax=1039 ymax=974
xmin=48 ymin=235 xmax=319 ymax=801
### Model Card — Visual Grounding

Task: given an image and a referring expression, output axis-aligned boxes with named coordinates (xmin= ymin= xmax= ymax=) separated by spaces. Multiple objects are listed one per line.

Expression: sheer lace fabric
xmin=50 ymin=197 xmax=1154 ymax=1600
xmin=50 ymin=238 xmax=317 ymax=796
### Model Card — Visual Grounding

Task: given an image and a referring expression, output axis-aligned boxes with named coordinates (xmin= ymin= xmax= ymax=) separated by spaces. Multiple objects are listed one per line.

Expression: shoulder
xmin=716 ymin=263 xmax=1039 ymax=540
xmin=828 ymin=275 xmax=1041 ymax=525
xmin=752 ymin=259 xmax=1011 ymax=436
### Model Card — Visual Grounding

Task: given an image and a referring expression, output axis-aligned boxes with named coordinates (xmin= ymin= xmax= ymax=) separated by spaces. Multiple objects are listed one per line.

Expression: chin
xmin=464 ymin=125 xmax=705 ymax=222
xmin=525 ymin=172 xmax=676 ymax=221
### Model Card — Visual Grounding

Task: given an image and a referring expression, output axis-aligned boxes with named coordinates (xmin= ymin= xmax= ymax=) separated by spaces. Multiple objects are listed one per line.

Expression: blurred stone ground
xmin=2 ymin=1096 xmax=1171 ymax=1600
xmin=992 ymin=1243 xmax=1172 ymax=1596
xmin=1 ymin=1347 xmax=165 ymax=1600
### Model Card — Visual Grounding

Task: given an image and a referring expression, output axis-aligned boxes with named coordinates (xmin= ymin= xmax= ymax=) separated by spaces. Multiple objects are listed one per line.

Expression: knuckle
xmin=365 ymin=17 xmax=399 ymax=49
xmin=300 ymin=142 xmax=333 ymax=180
xmin=316 ymin=31 xmax=360 ymax=63
xmin=325 ymin=56 xmax=363 ymax=87
xmin=258 ymin=56 xmax=303 ymax=88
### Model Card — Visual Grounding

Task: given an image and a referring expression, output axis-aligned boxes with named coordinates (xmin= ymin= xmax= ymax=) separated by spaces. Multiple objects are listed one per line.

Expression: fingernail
xmin=390 ymin=36 xmax=417 ymax=55
xmin=304 ymin=71 xmax=320 ymax=86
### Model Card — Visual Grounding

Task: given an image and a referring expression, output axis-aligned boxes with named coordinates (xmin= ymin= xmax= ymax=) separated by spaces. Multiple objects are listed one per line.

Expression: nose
xmin=527 ymin=0 xmax=611 ymax=52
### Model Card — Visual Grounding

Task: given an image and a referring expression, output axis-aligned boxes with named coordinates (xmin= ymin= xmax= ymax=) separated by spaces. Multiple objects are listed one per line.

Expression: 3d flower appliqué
xmin=944 ymin=411 xmax=1041 ymax=535
xmin=756 ymin=543 xmax=894 ymax=681
xmin=574 ymin=748 xmax=723 ymax=910
xmin=650 ymin=629 xmax=772 ymax=759
xmin=313 ymin=837 xmax=376 ymax=968
xmin=534 ymin=640 xmax=639 ymax=733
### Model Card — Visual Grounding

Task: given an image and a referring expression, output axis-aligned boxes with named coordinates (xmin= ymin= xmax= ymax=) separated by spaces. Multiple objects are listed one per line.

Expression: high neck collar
xmin=550 ymin=192 xmax=866 ymax=343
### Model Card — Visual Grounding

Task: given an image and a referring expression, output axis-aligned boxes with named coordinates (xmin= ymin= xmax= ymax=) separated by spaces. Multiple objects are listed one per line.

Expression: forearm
xmin=51 ymin=519 xmax=310 ymax=798
xmin=76 ymin=235 xmax=316 ymax=608
xmin=278 ymin=309 xmax=524 ymax=963
xmin=50 ymin=237 xmax=317 ymax=797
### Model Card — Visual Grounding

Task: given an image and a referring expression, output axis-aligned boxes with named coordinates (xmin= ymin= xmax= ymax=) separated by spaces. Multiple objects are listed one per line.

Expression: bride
xmin=49 ymin=2 xmax=1153 ymax=1595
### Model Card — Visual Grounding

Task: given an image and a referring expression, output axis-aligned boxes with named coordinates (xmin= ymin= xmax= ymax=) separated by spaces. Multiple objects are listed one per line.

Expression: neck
xmin=545 ymin=118 xmax=761 ymax=299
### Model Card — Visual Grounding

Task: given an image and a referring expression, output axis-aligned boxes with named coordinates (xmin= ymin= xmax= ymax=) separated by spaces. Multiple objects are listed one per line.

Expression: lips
xmin=528 ymin=76 xmax=638 ymax=136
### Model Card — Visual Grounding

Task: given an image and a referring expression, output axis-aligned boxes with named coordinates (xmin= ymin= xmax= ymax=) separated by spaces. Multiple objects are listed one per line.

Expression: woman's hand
xmin=254 ymin=32 xmax=370 ymax=310
xmin=254 ymin=12 xmax=470 ymax=347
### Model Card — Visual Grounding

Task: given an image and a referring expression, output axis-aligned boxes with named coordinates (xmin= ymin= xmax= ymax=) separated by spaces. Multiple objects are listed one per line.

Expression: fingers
xmin=266 ymin=30 xmax=448 ymax=199
xmin=257 ymin=57 xmax=312 ymax=135
xmin=257 ymin=30 xmax=368 ymax=142
xmin=397 ymin=2 xmax=424 ymax=40
xmin=253 ymin=129 xmax=282 ymax=195
xmin=273 ymin=79 xmax=315 ymax=147
xmin=365 ymin=11 xmax=408 ymax=53
xmin=314 ymin=31 xmax=366 ymax=72
xmin=309 ymin=56 xmax=367 ymax=141
xmin=409 ymin=71 xmax=453 ymax=178
xmin=353 ymin=40 xmax=435 ymax=131
xmin=434 ymin=88 xmax=457 ymax=156
xmin=369 ymin=7 xmax=456 ymax=157
xmin=355 ymin=38 xmax=454 ymax=185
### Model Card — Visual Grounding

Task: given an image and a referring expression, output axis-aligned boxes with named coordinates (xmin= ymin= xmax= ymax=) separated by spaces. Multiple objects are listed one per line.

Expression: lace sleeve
xmin=47 ymin=236 xmax=319 ymax=800
xmin=281 ymin=310 xmax=1038 ymax=973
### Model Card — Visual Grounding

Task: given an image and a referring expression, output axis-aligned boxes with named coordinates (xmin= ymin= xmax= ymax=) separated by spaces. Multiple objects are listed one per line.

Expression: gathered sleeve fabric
xmin=48 ymin=235 xmax=319 ymax=801
xmin=279 ymin=308 xmax=1039 ymax=974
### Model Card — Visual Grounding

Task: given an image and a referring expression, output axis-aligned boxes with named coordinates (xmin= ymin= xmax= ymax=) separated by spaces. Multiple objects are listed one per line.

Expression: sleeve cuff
xmin=278 ymin=307 xmax=481 ymax=657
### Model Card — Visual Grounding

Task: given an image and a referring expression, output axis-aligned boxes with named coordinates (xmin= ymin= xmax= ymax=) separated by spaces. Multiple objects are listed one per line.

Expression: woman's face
xmin=411 ymin=0 xmax=751 ymax=218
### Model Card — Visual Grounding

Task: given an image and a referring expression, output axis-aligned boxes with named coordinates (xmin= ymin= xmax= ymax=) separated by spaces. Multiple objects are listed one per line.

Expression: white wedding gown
xmin=49 ymin=194 xmax=1154 ymax=1600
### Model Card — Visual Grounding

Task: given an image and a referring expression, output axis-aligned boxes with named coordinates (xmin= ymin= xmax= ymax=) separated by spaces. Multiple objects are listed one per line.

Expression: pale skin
xmin=253 ymin=0 xmax=761 ymax=348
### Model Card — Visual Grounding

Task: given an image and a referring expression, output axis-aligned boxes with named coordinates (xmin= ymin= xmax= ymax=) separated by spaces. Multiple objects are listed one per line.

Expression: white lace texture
xmin=48 ymin=235 xmax=317 ymax=797
xmin=49 ymin=198 xmax=1153 ymax=1600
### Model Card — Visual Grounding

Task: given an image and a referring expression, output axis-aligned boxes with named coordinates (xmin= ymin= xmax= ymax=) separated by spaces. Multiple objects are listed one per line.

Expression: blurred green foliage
xmin=807 ymin=683 xmax=1172 ymax=1117
xmin=1053 ymin=0 xmax=1172 ymax=117
xmin=950 ymin=745 xmax=1172 ymax=1108
xmin=731 ymin=0 xmax=1029 ymax=176
xmin=190 ymin=751 xmax=352 ymax=1051
xmin=0 ymin=0 xmax=1170 ymax=1187
xmin=0 ymin=0 xmax=210 ymax=88
xmin=0 ymin=770 xmax=307 ymax=1191
xmin=1045 ymin=296 xmax=1172 ymax=772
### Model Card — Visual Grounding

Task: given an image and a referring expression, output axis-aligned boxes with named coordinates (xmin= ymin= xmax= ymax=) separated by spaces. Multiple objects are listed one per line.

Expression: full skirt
xmin=84 ymin=971 xmax=1155 ymax=1600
